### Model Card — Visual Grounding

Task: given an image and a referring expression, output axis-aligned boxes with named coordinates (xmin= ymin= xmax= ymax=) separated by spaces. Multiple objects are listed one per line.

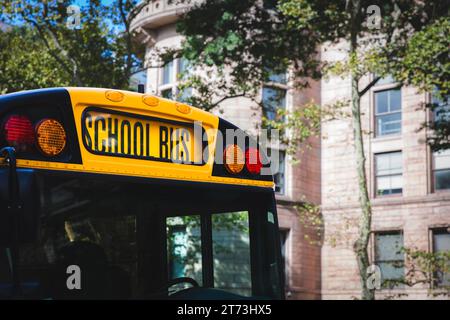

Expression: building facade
xmin=321 ymin=43 xmax=450 ymax=299
xmin=130 ymin=0 xmax=322 ymax=300
xmin=131 ymin=1 xmax=449 ymax=299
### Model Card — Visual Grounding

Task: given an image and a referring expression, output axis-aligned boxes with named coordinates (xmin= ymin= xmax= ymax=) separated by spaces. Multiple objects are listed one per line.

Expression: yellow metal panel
xmin=3 ymin=88 xmax=274 ymax=189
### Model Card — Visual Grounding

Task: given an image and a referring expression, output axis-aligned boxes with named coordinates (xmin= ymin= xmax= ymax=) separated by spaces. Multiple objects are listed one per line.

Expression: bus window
xmin=0 ymin=173 xmax=283 ymax=299
xmin=212 ymin=211 xmax=251 ymax=296
xmin=166 ymin=215 xmax=203 ymax=289
xmin=15 ymin=213 xmax=138 ymax=300
xmin=53 ymin=214 xmax=138 ymax=299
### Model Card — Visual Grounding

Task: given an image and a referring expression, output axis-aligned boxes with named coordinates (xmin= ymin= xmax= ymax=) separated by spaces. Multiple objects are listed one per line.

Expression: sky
xmin=73 ymin=0 xmax=115 ymax=5
xmin=1 ymin=0 xmax=133 ymax=34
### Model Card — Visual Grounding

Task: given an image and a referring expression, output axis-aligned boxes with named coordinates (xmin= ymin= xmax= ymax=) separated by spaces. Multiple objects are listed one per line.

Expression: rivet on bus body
xmin=105 ymin=90 xmax=124 ymax=102
xmin=176 ymin=103 xmax=191 ymax=114
xmin=142 ymin=95 xmax=159 ymax=107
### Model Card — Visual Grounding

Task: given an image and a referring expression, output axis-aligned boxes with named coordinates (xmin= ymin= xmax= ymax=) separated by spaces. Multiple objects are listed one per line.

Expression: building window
xmin=161 ymin=88 xmax=173 ymax=99
xmin=267 ymin=70 xmax=287 ymax=84
xmin=375 ymin=88 xmax=402 ymax=137
xmin=374 ymin=231 xmax=404 ymax=288
xmin=270 ymin=149 xmax=286 ymax=194
xmin=178 ymin=58 xmax=190 ymax=78
xmin=375 ymin=151 xmax=403 ymax=196
xmin=432 ymin=92 xmax=449 ymax=123
xmin=262 ymin=69 xmax=287 ymax=123
xmin=433 ymin=149 xmax=450 ymax=191
xmin=159 ymin=58 xmax=191 ymax=102
xmin=161 ymin=60 xmax=174 ymax=85
xmin=129 ymin=69 xmax=147 ymax=92
xmin=432 ymin=228 xmax=450 ymax=287
xmin=262 ymin=87 xmax=286 ymax=122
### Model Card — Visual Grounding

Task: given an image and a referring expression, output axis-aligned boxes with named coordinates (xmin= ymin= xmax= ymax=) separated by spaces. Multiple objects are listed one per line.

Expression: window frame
xmin=371 ymin=230 xmax=405 ymax=289
xmin=431 ymin=149 xmax=450 ymax=193
xmin=431 ymin=90 xmax=449 ymax=123
xmin=429 ymin=226 xmax=450 ymax=288
xmin=261 ymin=85 xmax=288 ymax=123
xmin=373 ymin=87 xmax=402 ymax=137
xmin=261 ymin=69 xmax=289 ymax=124
xmin=160 ymin=60 xmax=174 ymax=86
xmin=374 ymin=151 xmax=403 ymax=197
xmin=158 ymin=58 xmax=192 ymax=102
xmin=429 ymin=90 xmax=450 ymax=193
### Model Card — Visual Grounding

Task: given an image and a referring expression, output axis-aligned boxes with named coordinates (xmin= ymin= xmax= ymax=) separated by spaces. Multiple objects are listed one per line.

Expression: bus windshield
xmin=0 ymin=173 xmax=283 ymax=300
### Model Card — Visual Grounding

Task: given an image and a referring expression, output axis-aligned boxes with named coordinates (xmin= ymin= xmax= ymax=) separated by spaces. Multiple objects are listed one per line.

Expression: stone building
xmin=320 ymin=43 xmax=450 ymax=299
xmin=130 ymin=0 xmax=321 ymax=299
xmin=131 ymin=1 xmax=449 ymax=299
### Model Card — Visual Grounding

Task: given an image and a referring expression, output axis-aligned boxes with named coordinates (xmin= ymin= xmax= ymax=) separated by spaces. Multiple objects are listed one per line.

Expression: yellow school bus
xmin=0 ymin=87 xmax=283 ymax=300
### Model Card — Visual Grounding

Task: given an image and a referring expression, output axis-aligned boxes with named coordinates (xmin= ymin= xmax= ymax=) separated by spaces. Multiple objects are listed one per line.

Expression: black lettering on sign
xmin=169 ymin=127 xmax=174 ymax=159
xmin=108 ymin=117 xmax=119 ymax=153
xmin=84 ymin=113 xmax=93 ymax=149
xmin=173 ymin=128 xmax=180 ymax=162
xmin=171 ymin=128 xmax=191 ymax=163
xmin=160 ymin=126 xmax=169 ymax=160
xmin=133 ymin=122 xmax=144 ymax=157
xmin=181 ymin=128 xmax=190 ymax=162
xmin=145 ymin=123 xmax=150 ymax=157
xmin=94 ymin=116 xmax=106 ymax=152
xmin=121 ymin=120 xmax=131 ymax=155
xmin=82 ymin=108 xmax=203 ymax=165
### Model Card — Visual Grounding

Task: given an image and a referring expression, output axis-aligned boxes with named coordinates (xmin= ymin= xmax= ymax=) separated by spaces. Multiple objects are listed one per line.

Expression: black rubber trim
xmin=23 ymin=168 xmax=275 ymax=193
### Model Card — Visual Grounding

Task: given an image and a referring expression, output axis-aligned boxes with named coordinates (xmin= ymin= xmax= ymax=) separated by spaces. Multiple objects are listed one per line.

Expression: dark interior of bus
xmin=0 ymin=171 xmax=283 ymax=300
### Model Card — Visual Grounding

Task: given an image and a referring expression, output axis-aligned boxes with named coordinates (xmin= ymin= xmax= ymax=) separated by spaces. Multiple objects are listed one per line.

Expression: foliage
xmin=0 ymin=26 xmax=70 ymax=93
xmin=0 ymin=0 xmax=150 ymax=92
xmin=390 ymin=18 xmax=449 ymax=99
xmin=383 ymin=247 xmax=450 ymax=299
xmin=295 ymin=201 xmax=323 ymax=246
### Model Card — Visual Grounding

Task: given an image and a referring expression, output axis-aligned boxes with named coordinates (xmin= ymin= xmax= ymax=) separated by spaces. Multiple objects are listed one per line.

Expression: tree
xmin=0 ymin=26 xmax=70 ymax=93
xmin=170 ymin=0 xmax=449 ymax=299
xmin=0 ymin=0 xmax=153 ymax=92
xmin=390 ymin=247 xmax=450 ymax=298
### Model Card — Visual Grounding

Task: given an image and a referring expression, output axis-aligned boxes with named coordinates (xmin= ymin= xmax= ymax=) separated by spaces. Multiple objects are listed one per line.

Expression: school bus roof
xmin=0 ymin=88 xmax=274 ymax=189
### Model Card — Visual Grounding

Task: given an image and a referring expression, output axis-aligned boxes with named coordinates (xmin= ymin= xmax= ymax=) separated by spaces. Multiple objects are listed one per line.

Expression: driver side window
xmin=212 ymin=211 xmax=251 ymax=296
xmin=166 ymin=215 xmax=203 ymax=288
xmin=165 ymin=211 xmax=252 ymax=297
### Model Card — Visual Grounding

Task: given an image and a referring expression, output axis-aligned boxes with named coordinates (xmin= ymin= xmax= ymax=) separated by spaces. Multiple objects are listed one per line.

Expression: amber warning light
xmin=36 ymin=119 xmax=67 ymax=156
xmin=224 ymin=144 xmax=245 ymax=174
xmin=2 ymin=115 xmax=67 ymax=157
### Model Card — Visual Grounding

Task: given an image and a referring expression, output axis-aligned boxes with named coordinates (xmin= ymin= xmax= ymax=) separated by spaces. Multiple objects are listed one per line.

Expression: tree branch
xmin=358 ymin=76 xmax=380 ymax=97
xmin=42 ymin=19 xmax=82 ymax=86
xmin=208 ymin=93 xmax=248 ymax=110
xmin=20 ymin=13 xmax=82 ymax=86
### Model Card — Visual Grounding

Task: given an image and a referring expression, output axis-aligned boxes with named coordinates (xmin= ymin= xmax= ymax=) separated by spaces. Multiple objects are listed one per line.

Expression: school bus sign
xmin=82 ymin=107 xmax=204 ymax=164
